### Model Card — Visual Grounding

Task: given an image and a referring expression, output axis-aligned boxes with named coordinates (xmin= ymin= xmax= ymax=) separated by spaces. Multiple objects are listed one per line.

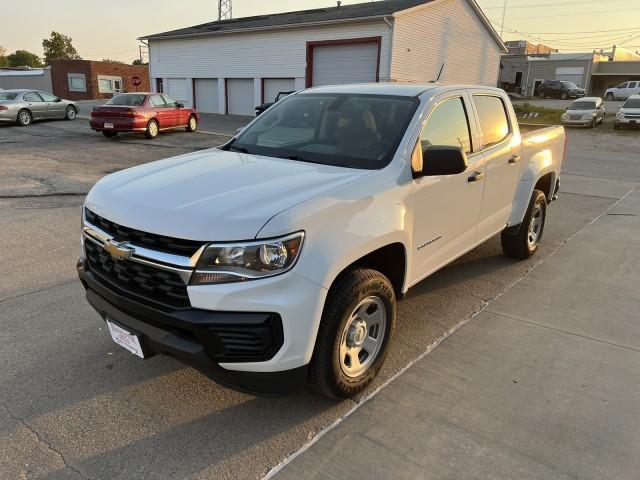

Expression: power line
xmin=506 ymin=6 xmax=640 ymax=19
xmin=482 ymin=0 xmax=638 ymax=9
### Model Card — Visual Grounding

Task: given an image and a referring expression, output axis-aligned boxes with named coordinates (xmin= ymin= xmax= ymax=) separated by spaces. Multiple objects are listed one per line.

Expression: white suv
xmin=605 ymin=81 xmax=640 ymax=101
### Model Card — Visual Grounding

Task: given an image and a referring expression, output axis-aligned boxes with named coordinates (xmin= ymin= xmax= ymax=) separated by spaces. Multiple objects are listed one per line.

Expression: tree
xmin=8 ymin=50 xmax=43 ymax=68
xmin=101 ymin=58 xmax=124 ymax=64
xmin=42 ymin=32 xmax=80 ymax=65
xmin=0 ymin=46 xmax=8 ymax=67
xmin=132 ymin=59 xmax=148 ymax=66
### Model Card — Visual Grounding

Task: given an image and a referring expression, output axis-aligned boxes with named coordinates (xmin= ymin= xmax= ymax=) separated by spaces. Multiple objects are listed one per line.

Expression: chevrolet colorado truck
xmin=77 ymin=84 xmax=566 ymax=399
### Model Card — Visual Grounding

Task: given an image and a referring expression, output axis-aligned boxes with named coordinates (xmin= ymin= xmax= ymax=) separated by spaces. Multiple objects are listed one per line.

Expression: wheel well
xmin=342 ymin=243 xmax=406 ymax=297
xmin=535 ymin=173 xmax=554 ymax=202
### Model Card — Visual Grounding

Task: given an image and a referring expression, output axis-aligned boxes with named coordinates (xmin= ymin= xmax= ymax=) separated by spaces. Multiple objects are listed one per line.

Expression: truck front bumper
xmin=78 ymin=259 xmax=314 ymax=396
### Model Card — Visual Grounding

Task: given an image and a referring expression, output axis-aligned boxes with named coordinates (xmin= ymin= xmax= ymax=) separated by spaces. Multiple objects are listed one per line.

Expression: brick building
xmin=50 ymin=59 xmax=150 ymax=101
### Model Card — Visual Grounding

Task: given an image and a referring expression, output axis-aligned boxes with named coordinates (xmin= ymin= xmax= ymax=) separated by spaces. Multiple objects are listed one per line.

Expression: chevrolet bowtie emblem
xmin=104 ymin=240 xmax=134 ymax=261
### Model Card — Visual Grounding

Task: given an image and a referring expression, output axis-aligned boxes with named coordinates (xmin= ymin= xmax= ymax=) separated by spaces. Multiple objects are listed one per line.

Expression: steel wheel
xmin=17 ymin=109 xmax=32 ymax=126
xmin=339 ymin=296 xmax=387 ymax=378
xmin=527 ymin=203 xmax=544 ymax=249
xmin=65 ymin=106 xmax=76 ymax=120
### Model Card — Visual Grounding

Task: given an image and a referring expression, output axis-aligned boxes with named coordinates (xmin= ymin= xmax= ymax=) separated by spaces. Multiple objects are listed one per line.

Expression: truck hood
xmin=85 ymin=148 xmax=369 ymax=241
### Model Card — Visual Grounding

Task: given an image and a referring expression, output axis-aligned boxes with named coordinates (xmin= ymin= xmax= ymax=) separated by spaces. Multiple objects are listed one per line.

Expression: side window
xmin=23 ymin=92 xmax=44 ymax=102
xmin=629 ymin=82 xmax=638 ymax=89
xmin=162 ymin=95 xmax=177 ymax=107
xmin=420 ymin=97 xmax=472 ymax=154
xmin=149 ymin=95 xmax=166 ymax=107
xmin=473 ymin=95 xmax=511 ymax=149
xmin=619 ymin=82 xmax=629 ymax=89
xmin=39 ymin=92 xmax=58 ymax=102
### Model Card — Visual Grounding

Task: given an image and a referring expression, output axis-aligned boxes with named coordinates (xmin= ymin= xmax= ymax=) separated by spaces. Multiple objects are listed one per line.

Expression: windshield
xmin=106 ymin=94 xmax=146 ymax=106
xmin=276 ymin=92 xmax=293 ymax=102
xmin=561 ymin=81 xmax=579 ymax=89
xmin=0 ymin=92 xmax=18 ymax=101
xmin=623 ymin=99 xmax=640 ymax=109
xmin=230 ymin=93 xmax=419 ymax=170
xmin=569 ymin=101 xmax=596 ymax=110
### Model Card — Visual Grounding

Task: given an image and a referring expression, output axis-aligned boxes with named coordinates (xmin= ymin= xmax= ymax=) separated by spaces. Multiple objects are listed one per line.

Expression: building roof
xmin=141 ymin=0 xmax=435 ymax=40
xmin=0 ymin=68 xmax=47 ymax=77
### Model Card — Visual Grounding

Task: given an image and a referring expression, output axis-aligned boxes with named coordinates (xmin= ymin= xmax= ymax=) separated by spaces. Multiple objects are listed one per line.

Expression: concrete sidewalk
xmin=271 ymin=182 xmax=640 ymax=480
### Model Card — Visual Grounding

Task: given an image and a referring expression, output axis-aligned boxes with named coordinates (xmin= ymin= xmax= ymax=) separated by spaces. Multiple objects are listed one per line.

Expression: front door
xmin=162 ymin=94 xmax=187 ymax=127
xmin=149 ymin=94 xmax=173 ymax=129
xmin=409 ymin=93 xmax=485 ymax=284
xmin=22 ymin=91 xmax=48 ymax=119
xmin=39 ymin=91 xmax=65 ymax=118
xmin=470 ymin=92 xmax=523 ymax=241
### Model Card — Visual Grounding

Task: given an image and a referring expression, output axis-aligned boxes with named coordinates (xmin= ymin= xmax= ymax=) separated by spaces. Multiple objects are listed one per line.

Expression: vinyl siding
xmin=390 ymin=0 xmax=501 ymax=86
xmin=149 ymin=21 xmax=392 ymax=81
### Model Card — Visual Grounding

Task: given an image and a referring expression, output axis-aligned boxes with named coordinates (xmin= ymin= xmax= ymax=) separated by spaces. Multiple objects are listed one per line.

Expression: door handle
xmin=508 ymin=154 xmax=521 ymax=164
xmin=468 ymin=171 xmax=485 ymax=183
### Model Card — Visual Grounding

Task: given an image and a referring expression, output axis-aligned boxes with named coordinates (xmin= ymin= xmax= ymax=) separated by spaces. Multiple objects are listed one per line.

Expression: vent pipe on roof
xmin=337 ymin=1 xmax=342 ymax=9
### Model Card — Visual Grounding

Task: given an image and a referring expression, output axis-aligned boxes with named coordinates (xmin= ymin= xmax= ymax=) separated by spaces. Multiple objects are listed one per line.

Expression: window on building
xmin=97 ymin=75 xmax=123 ymax=94
xmin=473 ymin=95 xmax=511 ymax=148
xmin=68 ymin=74 xmax=87 ymax=92
xmin=420 ymin=97 xmax=472 ymax=154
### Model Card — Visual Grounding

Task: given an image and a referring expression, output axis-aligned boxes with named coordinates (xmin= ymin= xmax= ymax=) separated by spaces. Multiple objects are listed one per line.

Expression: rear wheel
xmin=308 ymin=268 xmax=396 ymax=399
xmin=17 ymin=109 xmax=32 ymax=126
xmin=501 ymin=190 xmax=547 ymax=260
xmin=65 ymin=105 xmax=76 ymax=120
xmin=102 ymin=131 xmax=118 ymax=138
xmin=145 ymin=119 xmax=159 ymax=139
xmin=186 ymin=115 xmax=197 ymax=132
xmin=605 ymin=93 xmax=614 ymax=101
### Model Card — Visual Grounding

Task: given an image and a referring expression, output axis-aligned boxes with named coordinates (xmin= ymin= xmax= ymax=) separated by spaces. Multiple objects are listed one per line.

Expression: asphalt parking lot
xmin=1 ymin=117 xmax=639 ymax=479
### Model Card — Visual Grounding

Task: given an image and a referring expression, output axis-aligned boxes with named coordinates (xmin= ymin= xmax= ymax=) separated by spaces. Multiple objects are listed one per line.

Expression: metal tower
xmin=218 ymin=0 xmax=232 ymax=20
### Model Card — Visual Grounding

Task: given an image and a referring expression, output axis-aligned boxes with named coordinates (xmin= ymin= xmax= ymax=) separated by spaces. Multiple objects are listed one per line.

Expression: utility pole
xmin=218 ymin=0 xmax=232 ymax=20
xmin=499 ymin=0 xmax=508 ymax=38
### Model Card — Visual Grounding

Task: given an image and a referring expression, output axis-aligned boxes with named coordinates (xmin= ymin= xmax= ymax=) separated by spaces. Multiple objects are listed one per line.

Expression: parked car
xmin=77 ymin=84 xmax=566 ymax=399
xmin=538 ymin=80 xmax=585 ymax=100
xmin=561 ymin=97 xmax=605 ymax=128
xmin=0 ymin=89 xmax=78 ymax=126
xmin=605 ymin=81 xmax=640 ymax=101
xmin=614 ymin=94 xmax=640 ymax=129
xmin=90 ymin=93 xmax=200 ymax=139
xmin=255 ymin=91 xmax=294 ymax=116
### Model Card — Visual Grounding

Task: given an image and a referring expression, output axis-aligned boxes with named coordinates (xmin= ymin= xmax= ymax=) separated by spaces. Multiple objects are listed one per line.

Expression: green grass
xmin=513 ymin=102 xmax=564 ymax=125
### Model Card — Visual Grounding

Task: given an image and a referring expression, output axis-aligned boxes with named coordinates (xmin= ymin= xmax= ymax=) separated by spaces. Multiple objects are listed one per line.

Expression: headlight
xmin=616 ymin=112 xmax=624 ymax=119
xmin=191 ymin=232 xmax=304 ymax=285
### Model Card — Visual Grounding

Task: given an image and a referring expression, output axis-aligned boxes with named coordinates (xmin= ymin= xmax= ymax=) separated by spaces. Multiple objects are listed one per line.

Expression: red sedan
xmin=90 ymin=93 xmax=200 ymax=139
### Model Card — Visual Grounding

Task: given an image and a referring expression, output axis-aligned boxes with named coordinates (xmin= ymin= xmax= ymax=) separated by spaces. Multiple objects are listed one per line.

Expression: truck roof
xmin=301 ymin=83 xmax=505 ymax=97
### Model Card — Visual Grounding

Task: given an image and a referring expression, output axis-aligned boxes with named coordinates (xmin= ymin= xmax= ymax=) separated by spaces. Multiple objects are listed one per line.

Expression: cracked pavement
xmin=1 ymin=118 xmax=639 ymax=479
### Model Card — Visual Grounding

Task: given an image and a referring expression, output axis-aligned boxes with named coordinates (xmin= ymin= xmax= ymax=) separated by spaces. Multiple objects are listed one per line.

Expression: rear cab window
xmin=472 ymin=95 xmax=511 ymax=149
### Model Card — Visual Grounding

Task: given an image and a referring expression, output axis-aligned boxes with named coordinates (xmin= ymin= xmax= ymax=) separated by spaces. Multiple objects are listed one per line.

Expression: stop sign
xmin=131 ymin=76 xmax=142 ymax=87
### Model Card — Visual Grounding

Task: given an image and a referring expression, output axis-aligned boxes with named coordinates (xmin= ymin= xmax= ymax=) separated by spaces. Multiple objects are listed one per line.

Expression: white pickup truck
xmin=78 ymin=84 xmax=566 ymax=398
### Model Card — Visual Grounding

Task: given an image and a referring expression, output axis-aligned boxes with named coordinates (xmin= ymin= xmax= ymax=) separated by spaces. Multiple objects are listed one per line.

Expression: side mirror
xmin=176 ymin=102 xmax=184 ymax=108
xmin=55 ymin=97 xmax=62 ymax=103
xmin=422 ymin=146 xmax=468 ymax=176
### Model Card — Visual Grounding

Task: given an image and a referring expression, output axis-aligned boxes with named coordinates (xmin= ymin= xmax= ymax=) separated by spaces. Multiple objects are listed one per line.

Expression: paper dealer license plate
xmin=107 ymin=319 xmax=144 ymax=358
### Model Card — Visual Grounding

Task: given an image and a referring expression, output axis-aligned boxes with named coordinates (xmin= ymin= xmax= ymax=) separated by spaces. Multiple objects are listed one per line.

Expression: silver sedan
xmin=0 ymin=89 xmax=79 ymax=126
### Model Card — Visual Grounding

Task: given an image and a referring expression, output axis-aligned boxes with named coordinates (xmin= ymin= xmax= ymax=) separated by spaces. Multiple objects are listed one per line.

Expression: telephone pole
xmin=218 ymin=0 xmax=232 ymax=20
xmin=499 ymin=0 xmax=507 ymax=38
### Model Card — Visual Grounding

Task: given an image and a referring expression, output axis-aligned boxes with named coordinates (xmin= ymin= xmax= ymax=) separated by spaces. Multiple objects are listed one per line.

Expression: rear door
xmin=409 ymin=92 xmax=486 ymax=283
xmin=149 ymin=94 xmax=173 ymax=128
xmin=39 ymin=91 xmax=65 ymax=118
xmin=469 ymin=92 xmax=523 ymax=241
xmin=22 ymin=91 xmax=48 ymax=119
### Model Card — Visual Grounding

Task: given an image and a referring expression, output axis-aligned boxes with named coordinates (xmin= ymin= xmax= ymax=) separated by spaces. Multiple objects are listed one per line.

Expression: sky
xmin=2 ymin=0 xmax=640 ymax=63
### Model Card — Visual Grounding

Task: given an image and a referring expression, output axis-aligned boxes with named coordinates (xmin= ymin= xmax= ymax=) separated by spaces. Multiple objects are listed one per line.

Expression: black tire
xmin=186 ymin=115 xmax=197 ymax=132
xmin=102 ymin=131 xmax=118 ymax=138
xmin=65 ymin=105 xmax=77 ymax=121
xmin=501 ymin=189 xmax=547 ymax=260
xmin=614 ymin=123 xmax=620 ymax=130
xmin=308 ymin=268 xmax=396 ymax=399
xmin=16 ymin=109 xmax=32 ymax=126
xmin=561 ymin=92 xmax=569 ymax=100
xmin=590 ymin=118 xmax=596 ymax=128
xmin=145 ymin=119 xmax=159 ymax=139
xmin=538 ymin=90 xmax=546 ymax=99
xmin=605 ymin=93 xmax=614 ymax=101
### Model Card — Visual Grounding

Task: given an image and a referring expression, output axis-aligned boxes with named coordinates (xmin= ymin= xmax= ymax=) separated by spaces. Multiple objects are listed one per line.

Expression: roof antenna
xmin=337 ymin=1 xmax=342 ymax=9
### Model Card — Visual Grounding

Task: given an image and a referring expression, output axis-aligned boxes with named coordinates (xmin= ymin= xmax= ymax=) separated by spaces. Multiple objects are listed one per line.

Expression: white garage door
xmin=312 ymin=43 xmax=378 ymax=87
xmin=166 ymin=78 xmax=189 ymax=106
xmin=227 ymin=79 xmax=255 ymax=116
xmin=195 ymin=79 xmax=219 ymax=114
xmin=263 ymin=78 xmax=296 ymax=103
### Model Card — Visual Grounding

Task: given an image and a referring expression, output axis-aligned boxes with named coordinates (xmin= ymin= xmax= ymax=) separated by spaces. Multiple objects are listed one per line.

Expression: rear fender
xmin=507 ymin=159 xmax=556 ymax=228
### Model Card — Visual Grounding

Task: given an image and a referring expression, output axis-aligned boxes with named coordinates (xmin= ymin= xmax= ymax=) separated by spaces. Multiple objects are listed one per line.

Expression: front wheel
xmin=308 ymin=268 xmax=396 ymax=399
xmin=501 ymin=189 xmax=547 ymax=260
xmin=17 ymin=109 xmax=32 ymax=126
xmin=186 ymin=115 xmax=197 ymax=132
xmin=65 ymin=106 xmax=76 ymax=121
xmin=145 ymin=119 xmax=159 ymax=139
